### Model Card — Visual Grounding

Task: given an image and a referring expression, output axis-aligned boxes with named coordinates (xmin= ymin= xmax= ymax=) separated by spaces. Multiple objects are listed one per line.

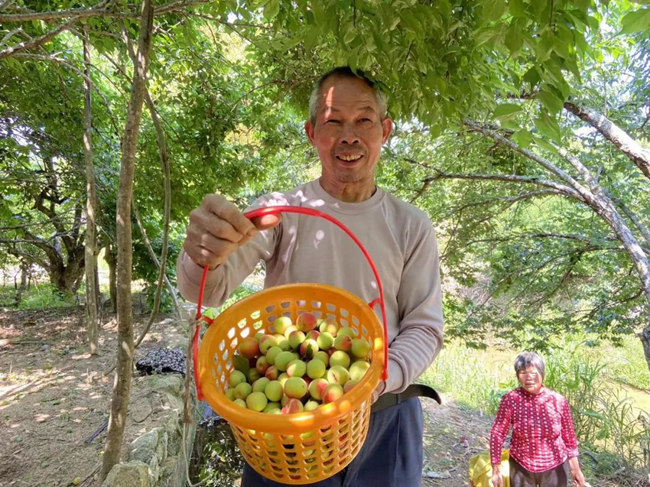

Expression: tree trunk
xmin=14 ymin=261 xmax=29 ymax=306
xmin=101 ymin=0 xmax=154 ymax=479
xmin=564 ymin=102 xmax=650 ymax=180
xmin=635 ymin=328 xmax=650 ymax=372
xmin=104 ymin=243 xmax=117 ymax=314
xmin=83 ymin=29 xmax=99 ymax=355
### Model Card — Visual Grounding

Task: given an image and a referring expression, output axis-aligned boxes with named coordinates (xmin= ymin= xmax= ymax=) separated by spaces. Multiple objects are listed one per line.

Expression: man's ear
xmin=381 ymin=118 xmax=393 ymax=144
xmin=304 ymin=120 xmax=315 ymax=145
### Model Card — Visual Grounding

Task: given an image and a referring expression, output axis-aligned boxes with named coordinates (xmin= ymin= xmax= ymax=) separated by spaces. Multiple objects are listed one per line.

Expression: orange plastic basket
xmin=192 ymin=206 xmax=388 ymax=484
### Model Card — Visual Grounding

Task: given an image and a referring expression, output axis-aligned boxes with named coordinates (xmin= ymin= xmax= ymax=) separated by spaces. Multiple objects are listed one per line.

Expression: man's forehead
xmin=318 ymin=80 xmax=379 ymax=113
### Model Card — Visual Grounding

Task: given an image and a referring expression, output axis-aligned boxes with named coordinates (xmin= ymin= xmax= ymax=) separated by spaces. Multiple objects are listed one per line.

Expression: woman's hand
xmin=491 ymin=465 xmax=502 ymax=487
xmin=569 ymin=457 xmax=586 ymax=487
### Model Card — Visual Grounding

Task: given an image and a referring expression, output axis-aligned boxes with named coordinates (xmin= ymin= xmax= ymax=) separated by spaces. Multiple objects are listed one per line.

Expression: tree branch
xmin=422 ymin=166 xmax=583 ymax=201
xmin=463 ymin=120 xmax=594 ymax=197
xmin=0 ymin=0 xmax=117 ymax=22
xmin=0 ymin=0 xmax=209 ymax=22
xmin=564 ymin=101 xmax=650 ymax=180
xmin=610 ymin=196 xmax=650 ymax=251
xmin=0 ymin=18 xmax=78 ymax=60
xmin=121 ymin=23 xmax=183 ymax=342
xmin=465 ymin=232 xmax=621 ymax=249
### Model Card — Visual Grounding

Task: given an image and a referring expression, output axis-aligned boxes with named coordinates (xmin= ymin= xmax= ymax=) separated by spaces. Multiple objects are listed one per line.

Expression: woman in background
xmin=490 ymin=352 xmax=586 ymax=487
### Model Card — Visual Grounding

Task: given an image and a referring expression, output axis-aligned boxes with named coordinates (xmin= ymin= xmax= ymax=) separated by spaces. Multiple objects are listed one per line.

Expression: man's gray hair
xmin=308 ymin=66 xmax=388 ymax=124
xmin=513 ymin=352 xmax=545 ymax=379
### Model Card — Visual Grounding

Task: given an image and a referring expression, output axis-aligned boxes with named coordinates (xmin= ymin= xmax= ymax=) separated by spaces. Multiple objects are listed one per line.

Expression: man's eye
xmin=325 ymin=119 xmax=340 ymax=124
xmin=359 ymin=118 xmax=372 ymax=123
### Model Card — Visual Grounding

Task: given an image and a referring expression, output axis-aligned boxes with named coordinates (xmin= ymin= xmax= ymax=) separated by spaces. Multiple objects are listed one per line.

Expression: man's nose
xmin=340 ymin=123 xmax=359 ymax=144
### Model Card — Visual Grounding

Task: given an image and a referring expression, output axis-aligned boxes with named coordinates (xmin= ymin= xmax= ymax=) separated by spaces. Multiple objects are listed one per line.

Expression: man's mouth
xmin=336 ymin=153 xmax=363 ymax=162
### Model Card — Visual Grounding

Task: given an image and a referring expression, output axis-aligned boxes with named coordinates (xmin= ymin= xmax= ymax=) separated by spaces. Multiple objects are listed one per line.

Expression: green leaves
xmin=263 ymin=0 xmax=281 ymax=20
xmin=620 ymin=7 xmax=650 ymax=34
xmin=493 ymin=103 xmax=523 ymax=120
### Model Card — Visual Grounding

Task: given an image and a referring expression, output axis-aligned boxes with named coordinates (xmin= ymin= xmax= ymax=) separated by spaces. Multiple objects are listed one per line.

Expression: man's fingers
xmin=250 ymin=213 xmax=282 ymax=231
xmin=203 ymin=194 xmax=256 ymax=238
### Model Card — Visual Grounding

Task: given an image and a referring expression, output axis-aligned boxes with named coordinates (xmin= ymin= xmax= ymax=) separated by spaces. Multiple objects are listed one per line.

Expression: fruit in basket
xmin=318 ymin=318 xmax=339 ymax=335
xmin=349 ymin=360 xmax=370 ymax=382
xmin=265 ymin=345 xmax=282 ymax=364
xmin=299 ymin=338 xmax=319 ymax=359
xmin=238 ymin=336 xmax=260 ymax=359
xmin=252 ymin=377 xmax=270 ymax=393
xmin=308 ymin=378 xmax=329 ymax=401
xmin=259 ymin=334 xmax=279 ymax=354
xmin=316 ymin=332 xmax=334 ymax=350
xmin=326 ymin=365 xmax=350 ymax=386
xmin=275 ymin=351 xmax=297 ymax=371
xmin=333 ymin=334 xmax=352 ymax=352
xmin=329 ymin=350 xmax=351 ymax=369
xmin=284 ymin=377 xmax=308 ymax=399
xmin=281 ymin=397 xmax=304 ymax=414
xmin=255 ymin=356 xmax=270 ymax=375
xmin=288 ymin=330 xmax=306 ymax=349
xmin=306 ymin=358 xmax=326 ymax=379
xmin=296 ymin=312 xmax=318 ymax=332
xmin=246 ymin=391 xmax=268 ymax=412
xmin=264 ymin=365 xmax=279 ymax=380
xmin=344 ymin=379 xmax=359 ymax=393
xmin=304 ymin=400 xmax=320 ymax=411
xmin=350 ymin=338 xmax=371 ymax=359
xmin=264 ymin=380 xmax=283 ymax=402
xmin=234 ymin=381 xmax=253 ymax=399
xmin=322 ymin=383 xmax=344 ymax=403
xmin=226 ymin=315 xmax=372 ymax=414
xmin=313 ymin=350 xmax=329 ymax=366
xmin=229 ymin=369 xmax=247 ymax=387
xmin=272 ymin=316 xmax=293 ymax=335
xmin=286 ymin=359 xmax=307 ymax=378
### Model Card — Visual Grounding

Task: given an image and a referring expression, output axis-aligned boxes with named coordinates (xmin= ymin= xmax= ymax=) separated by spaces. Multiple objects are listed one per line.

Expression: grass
xmin=0 ymin=283 xmax=76 ymax=309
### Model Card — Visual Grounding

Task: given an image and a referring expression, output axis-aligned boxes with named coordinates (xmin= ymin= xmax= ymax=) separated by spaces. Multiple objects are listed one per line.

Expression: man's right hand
xmin=183 ymin=194 xmax=281 ymax=269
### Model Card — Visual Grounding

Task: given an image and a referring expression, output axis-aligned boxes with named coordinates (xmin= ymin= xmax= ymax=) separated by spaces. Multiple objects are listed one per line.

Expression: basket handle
xmin=192 ymin=205 xmax=389 ymax=401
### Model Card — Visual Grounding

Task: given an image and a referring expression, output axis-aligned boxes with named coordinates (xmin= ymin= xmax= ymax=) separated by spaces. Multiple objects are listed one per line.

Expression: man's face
xmin=305 ymin=75 xmax=392 ymax=200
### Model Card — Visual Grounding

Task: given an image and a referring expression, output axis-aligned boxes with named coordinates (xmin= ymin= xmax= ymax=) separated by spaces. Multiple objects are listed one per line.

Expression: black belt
xmin=371 ymin=383 xmax=441 ymax=413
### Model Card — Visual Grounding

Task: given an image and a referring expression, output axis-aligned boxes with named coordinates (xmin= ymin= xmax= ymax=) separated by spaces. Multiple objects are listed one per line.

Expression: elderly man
xmin=177 ymin=66 xmax=444 ymax=487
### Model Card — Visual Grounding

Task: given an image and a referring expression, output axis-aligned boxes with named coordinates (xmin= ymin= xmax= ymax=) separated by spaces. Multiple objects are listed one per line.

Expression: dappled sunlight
xmin=1 ymin=305 xmax=191 ymax=486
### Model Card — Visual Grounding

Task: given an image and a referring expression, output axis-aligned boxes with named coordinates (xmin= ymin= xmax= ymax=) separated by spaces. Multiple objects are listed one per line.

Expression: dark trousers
xmin=509 ymin=456 xmax=570 ymax=487
xmin=241 ymin=397 xmax=424 ymax=487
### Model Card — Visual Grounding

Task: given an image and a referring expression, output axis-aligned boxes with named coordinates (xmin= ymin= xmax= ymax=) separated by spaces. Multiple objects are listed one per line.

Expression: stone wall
xmin=102 ymin=374 xmax=197 ymax=487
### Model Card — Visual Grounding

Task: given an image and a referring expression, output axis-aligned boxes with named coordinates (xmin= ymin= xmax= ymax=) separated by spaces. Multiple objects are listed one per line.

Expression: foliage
xmin=1 ymin=1 xmax=649 ymax=361
xmin=196 ymin=419 xmax=244 ymax=487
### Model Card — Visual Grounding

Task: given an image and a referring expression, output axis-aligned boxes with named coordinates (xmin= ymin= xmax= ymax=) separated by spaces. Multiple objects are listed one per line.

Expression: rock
xmin=102 ymin=461 xmax=150 ymax=487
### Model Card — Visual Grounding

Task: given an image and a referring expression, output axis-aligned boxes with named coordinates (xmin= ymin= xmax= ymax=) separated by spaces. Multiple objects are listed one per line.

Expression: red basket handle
xmin=192 ymin=205 xmax=389 ymax=401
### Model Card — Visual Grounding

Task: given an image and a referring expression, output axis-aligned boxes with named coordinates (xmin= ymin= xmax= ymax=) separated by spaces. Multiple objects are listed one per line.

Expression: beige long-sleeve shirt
xmin=177 ymin=179 xmax=444 ymax=394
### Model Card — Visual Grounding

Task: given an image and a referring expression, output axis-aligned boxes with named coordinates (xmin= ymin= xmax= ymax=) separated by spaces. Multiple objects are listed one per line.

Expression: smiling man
xmin=177 ymin=67 xmax=444 ymax=487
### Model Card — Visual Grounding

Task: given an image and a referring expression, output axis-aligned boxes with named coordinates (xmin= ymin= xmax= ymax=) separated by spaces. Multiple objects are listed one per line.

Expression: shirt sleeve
xmin=559 ymin=395 xmax=580 ymax=458
xmin=490 ymin=394 xmax=513 ymax=466
xmin=382 ymin=222 xmax=444 ymax=393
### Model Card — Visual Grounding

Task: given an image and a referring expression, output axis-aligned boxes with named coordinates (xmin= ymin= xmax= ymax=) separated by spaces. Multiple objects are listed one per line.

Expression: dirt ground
xmin=1 ymin=306 xmax=640 ymax=487
xmin=0 ymin=304 xmax=496 ymax=487
xmin=0 ymin=305 xmax=190 ymax=487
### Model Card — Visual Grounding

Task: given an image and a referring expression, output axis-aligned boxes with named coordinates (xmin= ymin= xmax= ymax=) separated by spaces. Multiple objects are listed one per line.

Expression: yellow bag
xmin=469 ymin=449 xmax=510 ymax=487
